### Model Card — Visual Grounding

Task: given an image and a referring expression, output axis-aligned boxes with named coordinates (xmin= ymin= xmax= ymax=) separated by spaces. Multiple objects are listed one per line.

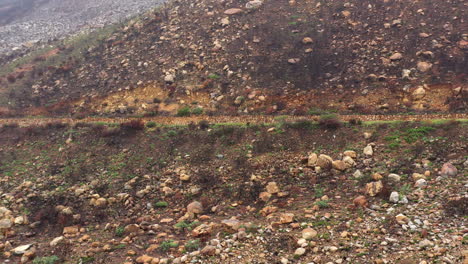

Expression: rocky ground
xmin=0 ymin=0 xmax=163 ymax=55
xmin=0 ymin=118 xmax=466 ymax=263
xmin=0 ymin=0 xmax=466 ymax=116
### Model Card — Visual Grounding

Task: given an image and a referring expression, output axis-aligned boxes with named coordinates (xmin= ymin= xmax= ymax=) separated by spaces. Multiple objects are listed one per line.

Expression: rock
xmin=353 ymin=170 xmax=363 ymax=179
xmin=94 ymin=198 xmax=107 ymax=208
xmin=21 ymin=248 xmax=36 ymax=263
xmin=343 ymin=150 xmax=357 ymax=158
xmin=245 ymin=0 xmax=263 ymax=9
xmin=388 ymin=174 xmax=401 ymax=182
xmin=124 ymin=224 xmax=140 ymax=234
xmin=414 ymin=179 xmax=427 ymax=188
xmin=136 ymin=255 xmax=154 ymax=263
xmin=294 ymin=247 xmax=306 ymax=257
xmin=412 ymin=173 xmax=426 ymax=181
xmin=412 ymin=87 xmax=426 ymax=100
xmin=224 ymin=8 xmax=243 ymax=15
xmin=164 ymin=74 xmax=175 ymax=83
xmin=353 ymin=196 xmax=368 ymax=208
xmin=0 ymin=219 xmax=13 ymax=229
xmin=343 ymin=156 xmax=356 ymax=167
xmin=389 ymin=192 xmax=400 ymax=203
xmin=63 ymin=226 xmax=79 ymax=236
xmin=192 ymin=224 xmax=213 ymax=237
xmin=50 ymin=236 xmax=64 ymax=247
xmin=302 ymin=228 xmax=317 ymax=240
xmin=395 ymin=214 xmax=409 ymax=225
xmin=180 ymin=174 xmax=190 ymax=181
xmin=372 ymin=173 xmax=383 ymax=181
xmin=201 ymin=245 xmax=217 ymax=256
xmin=259 ymin=192 xmax=272 ymax=202
xmin=307 ymin=153 xmax=318 ymax=166
xmin=288 ymin=58 xmax=300 ymax=64
xmin=317 ymin=154 xmax=333 ymax=169
xmin=332 ymin=160 xmax=347 ymax=171
xmin=279 ymin=213 xmax=294 ymax=224
xmin=441 ymin=163 xmax=457 ymax=176
xmin=187 ymin=201 xmax=203 ymax=216
xmin=363 ymin=132 xmax=372 ymax=139
xmin=366 ymin=181 xmax=383 ymax=197
xmin=417 ymin=61 xmax=432 ymax=72
xmin=221 ymin=218 xmax=241 ymax=231
xmin=266 ymin=182 xmax=280 ymax=194
xmin=389 ymin=52 xmax=403 ymax=60
xmin=302 ymin=37 xmax=313 ymax=44
xmin=220 ymin=17 xmax=230 ymax=27
xmin=12 ymin=244 xmax=32 ymax=255
xmin=363 ymin=145 xmax=373 ymax=156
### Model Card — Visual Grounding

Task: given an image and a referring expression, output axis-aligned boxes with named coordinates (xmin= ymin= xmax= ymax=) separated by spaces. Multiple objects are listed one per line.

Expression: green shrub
xmin=174 ymin=220 xmax=200 ymax=231
xmin=115 ymin=226 xmax=125 ymax=237
xmin=208 ymin=73 xmax=220 ymax=79
xmin=160 ymin=240 xmax=178 ymax=251
xmin=146 ymin=121 xmax=157 ymax=128
xmin=33 ymin=256 xmax=59 ymax=264
xmin=154 ymin=201 xmax=168 ymax=208
xmin=315 ymin=200 xmax=330 ymax=208
xmin=191 ymin=107 xmax=204 ymax=115
xmin=184 ymin=239 xmax=200 ymax=252
xmin=177 ymin=106 xmax=191 ymax=117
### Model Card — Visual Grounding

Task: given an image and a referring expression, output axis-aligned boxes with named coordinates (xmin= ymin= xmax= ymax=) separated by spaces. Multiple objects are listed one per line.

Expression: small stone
xmin=414 ymin=179 xmax=427 ymax=188
xmin=332 ymin=160 xmax=347 ymax=171
xmin=259 ymin=192 xmax=272 ymax=202
xmin=187 ymin=201 xmax=203 ymax=216
xmin=417 ymin=61 xmax=432 ymax=72
xmin=180 ymin=174 xmax=190 ymax=181
xmin=343 ymin=150 xmax=357 ymax=158
xmin=302 ymin=228 xmax=317 ymax=240
xmin=224 ymin=8 xmax=243 ymax=15
xmin=388 ymin=174 xmax=401 ymax=182
xmin=279 ymin=213 xmax=294 ymax=224
xmin=266 ymin=182 xmax=280 ymax=194
xmin=201 ymin=245 xmax=217 ymax=256
xmin=412 ymin=87 xmax=426 ymax=100
xmin=317 ymin=154 xmax=333 ymax=170
xmin=372 ymin=173 xmax=383 ymax=181
xmin=307 ymin=153 xmax=318 ymax=166
xmin=441 ymin=163 xmax=457 ymax=176
xmin=353 ymin=170 xmax=363 ymax=179
xmin=389 ymin=192 xmax=400 ymax=203
xmin=294 ymin=247 xmax=306 ymax=257
xmin=353 ymin=195 xmax=368 ymax=208
xmin=245 ymin=0 xmax=263 ymax=9
xmin=302 ymin=37 xmax=313 ymax=44
xmin=395 ymin=214 xmax=409 ymax=225
xmin=389 ymin=52 xmax=403 ymax=60
xmin=50 ymin=236 xmax=64 ymax=247
xmin=363 ymin=145 xmax=373 ymax=156
xmin=366 ymin=181 xmax=383 ymax=197
xmin=412 ymin=173 xmax=426 ymax=181
xmin=12 ymin=244 xmax=32 ymax=255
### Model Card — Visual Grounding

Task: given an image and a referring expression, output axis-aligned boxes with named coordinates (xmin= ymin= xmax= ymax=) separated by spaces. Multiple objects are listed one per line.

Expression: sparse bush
xmin=160 ymin=240 xmax=178 ymax=251
xmin=284 ymin=119 xmax=315 ymax=130
xmin=445 ymin=197 xmax=467 ymax=216
xmin=318 ymin=114 xmax=342 ymax=129
xmin=120 ymin=120 xmax=145 ymax=131
xmin=184 ymin=239 xmax=200 ymax=252
xmin=6 ymin=74 xmax=16 ymax=83
xmin=348 ymin=119 xmax=362 ymax=125
xmin=198 ymin=120 xmax=210 ymax=130
xmin=315 ymin=200 xmax=330 ymax=208
xmin=100 ymin=127 xmax=121 ymax=137
xmin=207 ymin=73 xmax=220 ymax=79
xmin=146 ymin=121 xmax=157 ymax=128
xmin=177 ymin=106 xmax=191 ymax=117
xmin=154 ymin=201 xmax=168 ymax=208
xmin=191 ymin=107 xmax=204 ymax=115
xmin=33 ymin=255 xmax=59 ymax=264
xmin=115 ymin=226 xmax=125 ymax=237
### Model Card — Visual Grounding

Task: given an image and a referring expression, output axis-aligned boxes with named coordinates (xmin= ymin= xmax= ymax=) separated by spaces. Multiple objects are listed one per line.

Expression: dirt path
xmin=0 ymin=113 xmax=467 ymax=126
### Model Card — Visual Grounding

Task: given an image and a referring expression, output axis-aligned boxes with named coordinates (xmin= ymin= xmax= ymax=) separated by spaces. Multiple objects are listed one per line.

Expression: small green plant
xmin=208 ymin=73 xmax=220 ymax=79
xmin=33 ymin=256 xmax=60 ymax=264
xmin=191 ymin=107 xmax=204 ymax=115
xmin=315 ymin=200 xmax=330 ymax=208
xmin=184 ymin=239 xmax=200 ymax=252
xmin=399 ymin=184 xmax=412 ymax=195
xmin=403 ymin=127 xmax=435 ymax=143
xmin=314 ymin=186 xmax=324 ymax=198
xmin=146 ymin=121 xmax=157 ymax=128
xmin=115 ymin=226 xmax=125 ymax=237
xmin=160 ymin=240 xmax=178 ymax=251
xmin=177 ymin=106 xmax=191 ymax=117
xmin=174 ymin=220 xmax=200 ymax=231
xmin=154 ymin=201 xmax=168 ymax=208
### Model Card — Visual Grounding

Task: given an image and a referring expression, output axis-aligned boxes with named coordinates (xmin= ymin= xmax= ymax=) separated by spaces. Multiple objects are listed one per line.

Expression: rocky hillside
xmin=0 ymin=0 xmax=163 ymax=55
xmin=0 ymin=0 xmax=467 ymax=116
xmin=0 ymin=119 xmax=466 ymax=263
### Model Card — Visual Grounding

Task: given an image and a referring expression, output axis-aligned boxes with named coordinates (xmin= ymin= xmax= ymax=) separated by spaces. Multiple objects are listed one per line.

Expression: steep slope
xmin=0 ymin=0 xmax=467 ymax=116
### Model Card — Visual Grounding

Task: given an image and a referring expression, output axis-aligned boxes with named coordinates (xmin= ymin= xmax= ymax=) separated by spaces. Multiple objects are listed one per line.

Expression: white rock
xmin=294 ymin=247 xmax=306 ymax=257
xmin=388 ymin=173 xmax=401 ymax=182
xmin=363 ymin=145 xmax=373 ymax=156
xmin=13 ymin=244 xmax=32 ymax=255
xmin=389 ymin=192 xmax=400 ymax=203
xmin=414 ymin=179 xmax=427 ymax=188
xmin=50 ymin=236 xmax=64 ymax=247
xmin=353 ymin=170 xmax=363 ymax=179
